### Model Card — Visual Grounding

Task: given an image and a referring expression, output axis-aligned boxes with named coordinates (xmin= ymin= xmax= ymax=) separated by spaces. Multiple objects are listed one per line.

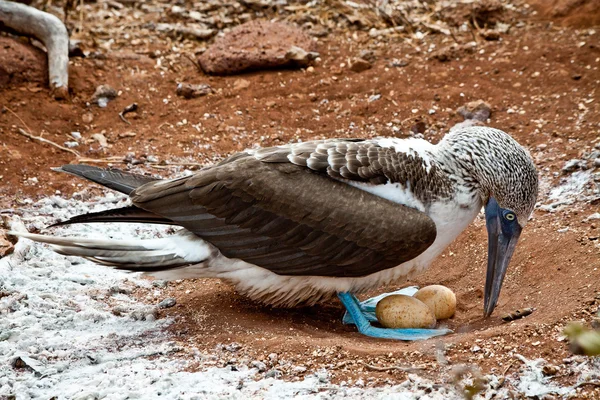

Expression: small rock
xmin=316 ymin=371 xmax=329 ymax=383
xmin=176 ymin=83 xmax=212 ymax=99
xmin=479 ymin=29 xmax=500 ymax=41
xmin=64 ymin=141 xmax=79 ymax=148
xmin=562 ymin=159 xmax=588 ymax=174
xmin=118 ymin=131 xmax=137 ymax=139
xmin=457 ymin=100 xmax=492 ymax=122
xmin=130 ymin=306 xmax=158 ymax=321
xmin=251 ymin=361 xmax=267 ymax=372
xmin=91 ymin=133 xmax=108 ymax=147
xmin=594 ymin=158 xmax=600 ymax=167
xmin=233 ymin=79 xmax=251 ymax=91
xmin=358 ymin=49 xmax=376 ymax=63
xmin=572 ymin=73 xmax=582 ymax=81
xmin=224 ymin=342 xmax=242 ymax=352
xmin=431 ymin=43 xmax=476 ymax=62
xmin=285 ymin=46 xmax=319 ymax=67
xmin=82 ymin=113 xmax=94 ymax=124
xmin=265 ymin=369 xmax=282 ymax=378
xmin=157 ymin=298 xmax=176 ymax=309
xmin=389 ymin=58 xmax=409 ymax=67
xmin=198 ymin=20 xmax=317 ymax=75
xmin=152 ymin=280 xmax=168 ymax=288
xmin=268 ymin=353 xmax=278 ymax=362
xmin=91 ymin=84 xmax=117 ymax=107
xmin=11 ymin=355 xmax=45 ymax=373
xmin=542 ymin=365 xmax=559 ymax=375
xmin=0 ymin=230 xmax=14 ymax=257
xmin=368 ymin=94 xmax=381 ymax=103
xmin=471 ymin=345 xmax=481 ymax=353
xmin=349 ymin=57 xmax=372 ymax=73
xmin=71 ymin=131 xmax=82 ymax=140
xmin=146 ymin=155 xmax=159 ymax=163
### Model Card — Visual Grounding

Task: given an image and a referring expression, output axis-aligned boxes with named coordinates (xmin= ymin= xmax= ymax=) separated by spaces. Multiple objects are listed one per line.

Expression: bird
xmin=11 ymin=126 xmax=538 ymax=340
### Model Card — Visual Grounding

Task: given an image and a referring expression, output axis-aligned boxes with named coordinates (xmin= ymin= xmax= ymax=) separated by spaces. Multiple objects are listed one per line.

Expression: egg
xmin=375 ymin=294 xmax=436 ymax=329
xmin=414 ymin=285 xmax=456 ymax=320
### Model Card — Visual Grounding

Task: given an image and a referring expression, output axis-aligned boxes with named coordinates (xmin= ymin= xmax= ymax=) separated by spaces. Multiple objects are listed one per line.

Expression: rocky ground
xmin=1 ymin=0 xmax=600 ymax=398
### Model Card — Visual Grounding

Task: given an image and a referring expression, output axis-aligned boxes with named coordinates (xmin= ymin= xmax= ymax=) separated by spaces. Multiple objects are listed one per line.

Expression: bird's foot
xmin=338 ymin=292 xmax=451 ymax=341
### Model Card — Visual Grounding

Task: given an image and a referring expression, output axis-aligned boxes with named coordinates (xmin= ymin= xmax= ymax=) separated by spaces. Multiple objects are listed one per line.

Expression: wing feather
xmin=130 ymin=153 xmax=437 ymax=277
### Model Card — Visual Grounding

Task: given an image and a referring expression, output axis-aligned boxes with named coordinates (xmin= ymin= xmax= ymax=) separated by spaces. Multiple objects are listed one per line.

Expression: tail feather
xmin=55 ymin=165 xmax=159 ymax=195
xmin=9 ymin=230 xmax=211 ymax=271
xmin=49 ymin=206 xmax=174 ymax=228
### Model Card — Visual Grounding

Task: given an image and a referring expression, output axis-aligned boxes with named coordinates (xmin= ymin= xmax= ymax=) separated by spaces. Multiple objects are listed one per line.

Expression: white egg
xmin=375 ymin=294 xmax=436 ymax=329
xmin=414 ymin=285 xmax=456 ymax=320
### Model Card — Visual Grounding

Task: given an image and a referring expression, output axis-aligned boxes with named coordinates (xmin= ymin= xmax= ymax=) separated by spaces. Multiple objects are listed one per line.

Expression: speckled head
xmin=437 ymin=126 xmax=539 ymax=318
xmin=438 ymin=126 xmax=539 ymax=226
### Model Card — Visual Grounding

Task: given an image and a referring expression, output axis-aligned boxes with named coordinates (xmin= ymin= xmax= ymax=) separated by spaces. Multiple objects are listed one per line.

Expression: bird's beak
xmin=483 ymin=198 xmax=522 ymax=317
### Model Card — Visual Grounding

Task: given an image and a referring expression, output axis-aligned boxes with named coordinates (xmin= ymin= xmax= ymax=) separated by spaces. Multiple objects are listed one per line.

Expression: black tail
xmin=49 ymin=206 xmax=174 ymax=227
xmin=51 ymin=165 xmax=174 ymax=227
xmin=55 ymin=165 xmax=160 ymax=195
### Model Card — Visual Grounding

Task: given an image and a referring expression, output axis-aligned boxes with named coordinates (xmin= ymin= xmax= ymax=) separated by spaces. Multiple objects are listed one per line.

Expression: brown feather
xmin=131 ymin=154 xmax=437 ymax=278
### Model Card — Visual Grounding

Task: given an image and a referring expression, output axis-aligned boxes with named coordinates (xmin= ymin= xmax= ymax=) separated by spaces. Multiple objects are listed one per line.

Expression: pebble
xmin=457 ymin=100 xmax=491 ymax=122
xmin=82 ymin=113 xmax=94 ymax=124
xmin=349 ymin=57 xmax=372 ymax=73
xmin=358 ymin=49 xmax=376 ymax=63
xmin=224 ymin=342 xmax=242 ymax=352
xmin=91 ymin=133 xmax=108 ymax=148
xmin=561 ymin=159 xmax=587 ymax=174
xmin=367 ymin=94 xmax=381 ymax=103
xmin=157 ymin=298 xmax=176 ymax=309
xmin=265 ymin=369 xmax=282 ymax=378
xmin=152 ymin=280 xmax=168 ymax=288
xmin=251 ymin=360 xmax=267 ymax=372
xmin=233 ymin=79 xmax=251 ymax=91
xmin=479 ymin=29 xmax=500 ymax=41
xmin=91 ymin=84 xmax=118 ymax=107
xmin=285 ymin=45 xmax=319 ymax=67
xmin=71 ymin=131 xmax=82 ymax=140
xmin=64 ymin=141 xmax=79 ymax=148
xmin=176 ymin=83 xmax=212 ymax=99
xmin=389 ymin=59 xmax=409 ymax=67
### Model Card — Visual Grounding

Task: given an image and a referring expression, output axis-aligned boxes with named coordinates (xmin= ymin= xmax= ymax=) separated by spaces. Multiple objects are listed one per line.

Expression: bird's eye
xmin=504 ymin=212 xmax=516 ymax=221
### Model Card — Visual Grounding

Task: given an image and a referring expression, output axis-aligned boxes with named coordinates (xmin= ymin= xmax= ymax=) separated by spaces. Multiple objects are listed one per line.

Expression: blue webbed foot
xmin=338 ymin=292 xmax=452 ymax=341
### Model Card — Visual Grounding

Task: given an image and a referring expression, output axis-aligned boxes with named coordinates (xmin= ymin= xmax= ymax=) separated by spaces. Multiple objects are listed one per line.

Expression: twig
xmin=497 ymin=361 xmax=514 ymax=388
xmin=359 ymin=360 xmax=426 ymax=373
xmin=574 ymin=380 xmax=600 ymax=389
xmin=16 ymin=129 xmax=80 ymax=157
xmin=119 ymin=103 xmax=138 ymax=125
xmin=182 ymin=53 xmax=202 ymax=72
xmin=3 ymin=107 xmax=34 ymax=134
xmin=448 ymin=27 xmax=462 ymax=45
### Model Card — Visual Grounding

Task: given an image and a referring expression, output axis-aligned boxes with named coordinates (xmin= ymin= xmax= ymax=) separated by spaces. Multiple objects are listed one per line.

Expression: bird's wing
xmin=130 ymin=147 xmax=437 ymax=278
xmin=254 ymin=138 xmax=452 ymax=203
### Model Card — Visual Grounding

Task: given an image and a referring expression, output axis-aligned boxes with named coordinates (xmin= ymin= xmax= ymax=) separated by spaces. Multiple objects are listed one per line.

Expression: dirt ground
xmin=1 ymin=0 xmax=599 ymax=396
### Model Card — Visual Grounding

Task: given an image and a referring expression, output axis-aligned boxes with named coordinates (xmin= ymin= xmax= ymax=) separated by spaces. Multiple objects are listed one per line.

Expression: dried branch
xmin=16 ymin=128 xmax=80 ymax=156
xmin=0 ymin=0 xmax=69 ymax=99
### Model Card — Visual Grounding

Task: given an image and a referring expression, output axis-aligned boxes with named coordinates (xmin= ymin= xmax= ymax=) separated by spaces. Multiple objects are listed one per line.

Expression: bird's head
xmin=439 ymin=127 xmax=538 ymax=317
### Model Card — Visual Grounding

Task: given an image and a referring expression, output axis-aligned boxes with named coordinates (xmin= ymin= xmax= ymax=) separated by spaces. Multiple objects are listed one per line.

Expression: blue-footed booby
xmin=12 ymin=126 xmax=538 ymax=340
